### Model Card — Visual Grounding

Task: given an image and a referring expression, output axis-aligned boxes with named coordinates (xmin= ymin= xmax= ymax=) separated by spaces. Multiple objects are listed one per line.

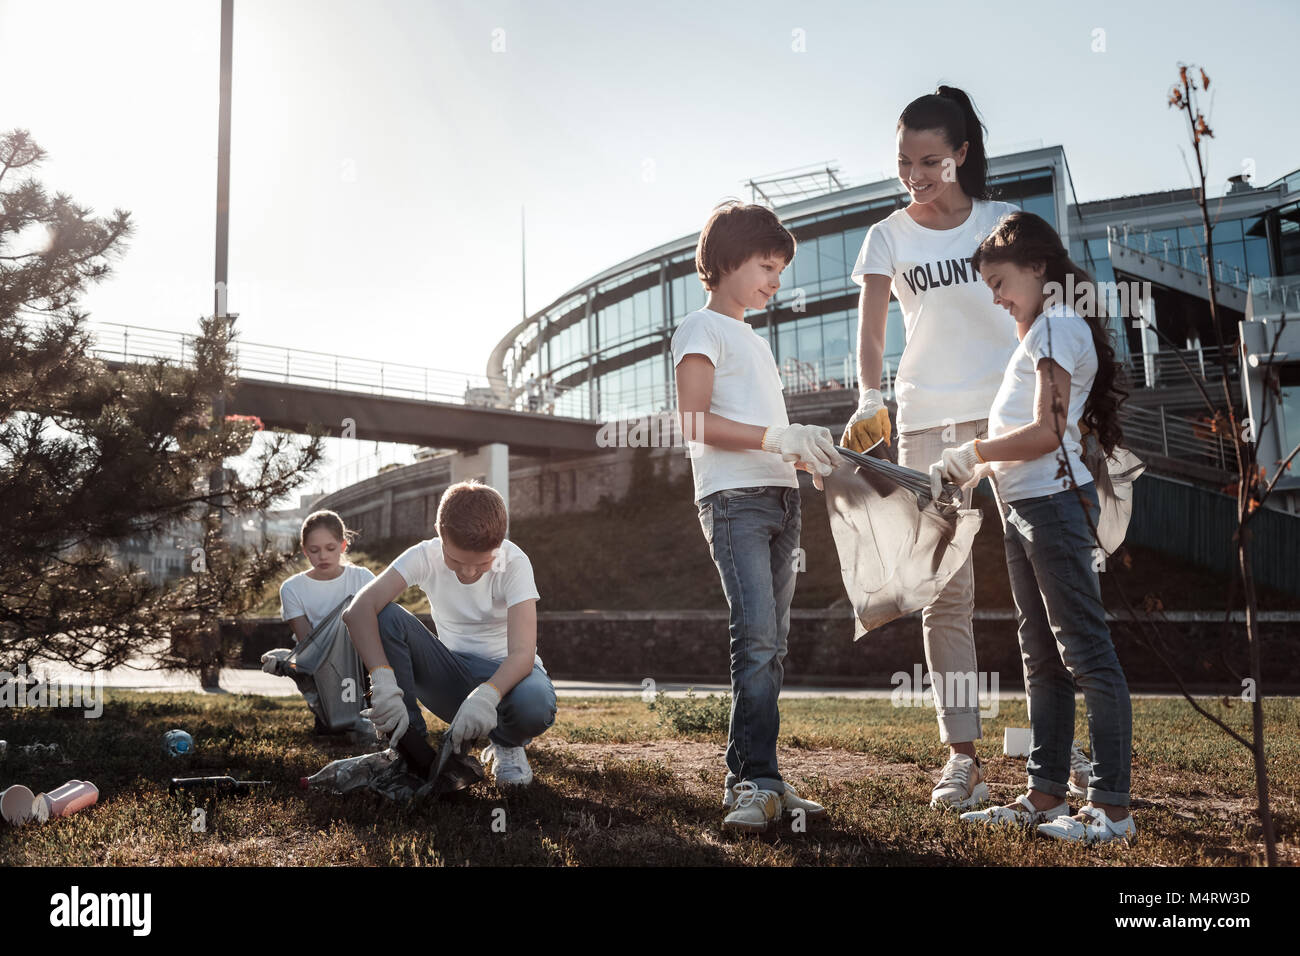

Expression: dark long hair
xmin=898 ymin=85 xmax=989 ymax=201
xmin=971 ymin=211 xmax=1128 ymax=455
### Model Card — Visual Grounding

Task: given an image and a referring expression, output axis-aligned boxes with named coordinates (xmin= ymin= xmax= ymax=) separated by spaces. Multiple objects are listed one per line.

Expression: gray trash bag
xmin=825 ymin=447 xmax=983 ymax=639
xmin=1080 ymin=434 xmax=1146 ymax=555
xmin=271 ymin=594 xmax=379 ymax=745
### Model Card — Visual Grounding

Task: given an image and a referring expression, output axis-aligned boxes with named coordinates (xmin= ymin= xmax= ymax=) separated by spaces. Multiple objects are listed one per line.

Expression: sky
xmin=2 ymin=0 xmax=1296 ymax=498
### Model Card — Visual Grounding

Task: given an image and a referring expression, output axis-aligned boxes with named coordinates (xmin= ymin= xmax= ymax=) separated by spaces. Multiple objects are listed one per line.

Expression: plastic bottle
xmin=19 ymin=742 xmax=59 ymax=756
xmin=299 ymin=749 xmax=399 ymax=794
xmin=0 ymin=740 xmax=7 ymax=758
xmin=1 ymin=784 xmax=38 ymax=825
xmin=162 ymin=730 xmax=194 ymax=757
xmin=32 ymin=780 xmax=99 ymax=822
xmin=168 ymin=776 xmax=270 ymax=796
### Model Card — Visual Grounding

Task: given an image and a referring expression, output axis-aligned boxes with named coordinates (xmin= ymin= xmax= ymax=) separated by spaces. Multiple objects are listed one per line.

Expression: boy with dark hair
xmin=344 ymin=480 xmax=556 ymax=788
xmin=672 ymin=200 xmax=844 ymax=832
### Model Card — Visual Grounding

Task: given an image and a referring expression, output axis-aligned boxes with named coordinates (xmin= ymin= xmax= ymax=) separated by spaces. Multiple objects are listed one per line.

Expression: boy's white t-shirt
xmin=851 ymin=199 xmax=1021 ymax=433
xmin=987 ymin=303 xmax=1099 ymax=503
xmin=390 ymin=537 xmax=542 ymax=666
xmin=280 ymin=563 xmax=376 ymax=631
xmin=670 ymin=307 xmax=798 ymax=502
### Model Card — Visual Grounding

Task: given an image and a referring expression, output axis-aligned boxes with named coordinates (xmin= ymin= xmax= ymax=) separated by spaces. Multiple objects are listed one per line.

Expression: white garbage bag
xmin=1081 ymin=434 xmax=1146 ymax=555
xmin=826 ymin=447 xmax=983 ymax=639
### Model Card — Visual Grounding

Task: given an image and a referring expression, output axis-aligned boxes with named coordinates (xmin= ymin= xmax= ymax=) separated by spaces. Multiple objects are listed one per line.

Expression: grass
xmin=2 ymin=689 xmax=1296 ymax=866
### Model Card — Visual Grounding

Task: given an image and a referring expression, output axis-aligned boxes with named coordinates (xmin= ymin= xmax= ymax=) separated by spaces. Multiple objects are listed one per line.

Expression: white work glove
xmin=361 ymin=666 xmax=409 ymax=748
xmin=260 ymin=648 xmax=293 ymax=675
xmin=447 ymin=682 xmax=501 ymax=752
xmin=928 ymin=440 xmax=987 ymax=500
xmin=840 ymin=388 xmax=892 ymax=453
xmin=763 ymin=423 xmax=843 ymax=475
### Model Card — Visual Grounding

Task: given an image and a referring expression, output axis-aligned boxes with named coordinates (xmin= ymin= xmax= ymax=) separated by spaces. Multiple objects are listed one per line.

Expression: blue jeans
xmin=1003 ymin=483 xmax=1132 ymax=807
xmin=697 ymin=484 xmax=801 ymax=794
xmin=374 ymin=602 xmax=557 ymax=748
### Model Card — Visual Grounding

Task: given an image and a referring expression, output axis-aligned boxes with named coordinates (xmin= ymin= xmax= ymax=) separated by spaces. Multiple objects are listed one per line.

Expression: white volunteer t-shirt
xmin=670 ymin=307 xmax=798 ymax=502
xmin=851 ymin=199 xmax=1020 ymax=432
xmin=987 ymin=303 xmax=1099 ymax=503
xmin=280 ymin=563 xmax=376 ymax=631
xmin=390 ymin=537 xmax=542 ymax=666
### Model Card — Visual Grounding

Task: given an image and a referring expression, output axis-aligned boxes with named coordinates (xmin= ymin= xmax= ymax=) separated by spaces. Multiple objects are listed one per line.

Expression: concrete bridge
xmin=78 ymin=318 xmax=604 ymax=508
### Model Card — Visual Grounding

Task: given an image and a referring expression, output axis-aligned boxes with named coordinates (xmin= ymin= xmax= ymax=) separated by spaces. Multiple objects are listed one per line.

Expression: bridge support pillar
xmin=451 ymin=443 xmax=511 ymax=513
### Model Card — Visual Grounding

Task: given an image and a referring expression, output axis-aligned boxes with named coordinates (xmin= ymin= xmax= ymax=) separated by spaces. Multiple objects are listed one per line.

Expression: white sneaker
xmin=722 ymin=780 xmax=825 ymax=819
xmin=960 ymin=792 xmax=1070 ymax=827
xmin=723 ymin=780 xmax=738 ymax=811
xmin=1037 ymin=804 xmax=1136 ymax=845
xmin=722 ymin=781 xmax=782 ymax=833
xmin=1068 ymin=740 xmax=1091 ymax=798
xmin=779 ymin=783 xmax=826 ymax=819
xmin=930 ymin=753 xmax=988 ymax=810
xmin=479 ymin=743 xmax=533 ymax=786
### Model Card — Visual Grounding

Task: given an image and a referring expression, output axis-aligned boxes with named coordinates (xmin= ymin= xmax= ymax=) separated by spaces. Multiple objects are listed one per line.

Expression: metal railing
xmin=779 ymin=353 xmax=902 ymax=399
xmin=54 ymin=317 xmax=499 ymax=406
xmin=48 ymin=316 xmax=1242 ymax=479
xmin=1120 ymin=405 xmax=1230 ymax=469
xmin=1124 ymin=347 xmax=1238 ymax=392
xmin=1106 ymin=224 xmax=1255 ymax=290
xmin=1245 ymin=274 xmax=1300 ymax=316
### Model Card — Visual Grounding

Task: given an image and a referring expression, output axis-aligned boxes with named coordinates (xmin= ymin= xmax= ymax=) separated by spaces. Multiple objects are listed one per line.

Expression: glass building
xmin=490 ymin=146 xmax=1300 ymax=456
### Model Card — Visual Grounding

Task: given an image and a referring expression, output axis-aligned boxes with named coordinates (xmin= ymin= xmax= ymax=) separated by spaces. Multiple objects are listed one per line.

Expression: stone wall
xmin=507 ymin=444 xmax=693 ymax=518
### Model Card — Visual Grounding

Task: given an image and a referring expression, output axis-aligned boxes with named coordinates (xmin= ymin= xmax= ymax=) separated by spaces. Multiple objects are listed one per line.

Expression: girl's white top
xmin=280 ymin=563 xmax=376 ymax=631
xmin=987 ymin=302 xmax=1099 ymax=503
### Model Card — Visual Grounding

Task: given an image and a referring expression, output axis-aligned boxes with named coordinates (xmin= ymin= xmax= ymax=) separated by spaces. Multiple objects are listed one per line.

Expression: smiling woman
xmin=841 ymin=84 xmax=1021 ymax=812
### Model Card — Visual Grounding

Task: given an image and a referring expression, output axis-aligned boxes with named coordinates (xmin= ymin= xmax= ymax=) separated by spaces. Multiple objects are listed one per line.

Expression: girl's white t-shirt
xmin=987 ymin=303 xmax=1099 ymax=503
xmin=390 ymin=537 xmax=542 ymax=665
xmin=671 ymin=307 xmax=798 ymax=502
xmin=280 ymin=563 xmax=376 ymax=631
xmin=851 ymin=199 xmax=1021 ymax=433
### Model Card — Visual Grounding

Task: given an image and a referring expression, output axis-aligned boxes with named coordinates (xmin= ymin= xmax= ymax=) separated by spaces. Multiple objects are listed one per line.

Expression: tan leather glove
xmin=840 ymin=388 xmax=891 ymax=452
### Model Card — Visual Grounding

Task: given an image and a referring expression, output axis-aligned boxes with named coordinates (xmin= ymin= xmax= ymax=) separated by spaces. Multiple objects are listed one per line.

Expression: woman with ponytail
xmin=842 ymin=85 xmax=1027 ymax=810
xmin=932 ymin=211 xmax=1137 ymax=845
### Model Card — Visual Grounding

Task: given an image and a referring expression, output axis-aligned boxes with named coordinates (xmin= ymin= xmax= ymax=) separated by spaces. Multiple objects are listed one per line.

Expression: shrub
xmin=646 ymin=689 xmax=731 ymax=735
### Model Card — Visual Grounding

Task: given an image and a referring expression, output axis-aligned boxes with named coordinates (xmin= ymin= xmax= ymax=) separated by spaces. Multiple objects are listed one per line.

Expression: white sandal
xmin=960 ymin=792 xmax=1070 ymax=827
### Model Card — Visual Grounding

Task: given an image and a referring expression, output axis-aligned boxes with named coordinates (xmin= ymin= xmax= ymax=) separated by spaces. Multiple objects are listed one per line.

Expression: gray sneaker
xmin=722 ymin=781 xmax=782 ymax=833
xmin=779 ymin=783 xmax=826 ymax=819
xmin=722 ymin=780 xmax=825 ymax=820
xmin=930 ymin=753 xmax=989 ymax=810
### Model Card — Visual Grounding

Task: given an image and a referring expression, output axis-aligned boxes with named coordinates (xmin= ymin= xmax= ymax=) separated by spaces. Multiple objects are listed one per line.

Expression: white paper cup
xmin=1003 ymin=727 xmax=1033 ymax=758
xmin=32 ymin=780 xmax=99 ymax=822
xmin=1 ymin=784 xmax=38 ymax=825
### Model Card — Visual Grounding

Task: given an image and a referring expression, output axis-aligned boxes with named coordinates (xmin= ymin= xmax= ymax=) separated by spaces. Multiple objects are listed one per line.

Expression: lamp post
xmin=200 ymin=0 xmax=235 ymax=689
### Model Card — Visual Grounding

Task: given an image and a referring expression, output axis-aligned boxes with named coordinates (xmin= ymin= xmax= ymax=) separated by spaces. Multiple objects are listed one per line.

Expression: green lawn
xmin=1 ymin=691 xmax=1295 ymax=866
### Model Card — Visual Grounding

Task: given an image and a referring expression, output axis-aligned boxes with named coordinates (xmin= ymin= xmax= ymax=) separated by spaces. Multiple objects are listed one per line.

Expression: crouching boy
xmin=343 ymin=480 xmax=556 ymax=787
